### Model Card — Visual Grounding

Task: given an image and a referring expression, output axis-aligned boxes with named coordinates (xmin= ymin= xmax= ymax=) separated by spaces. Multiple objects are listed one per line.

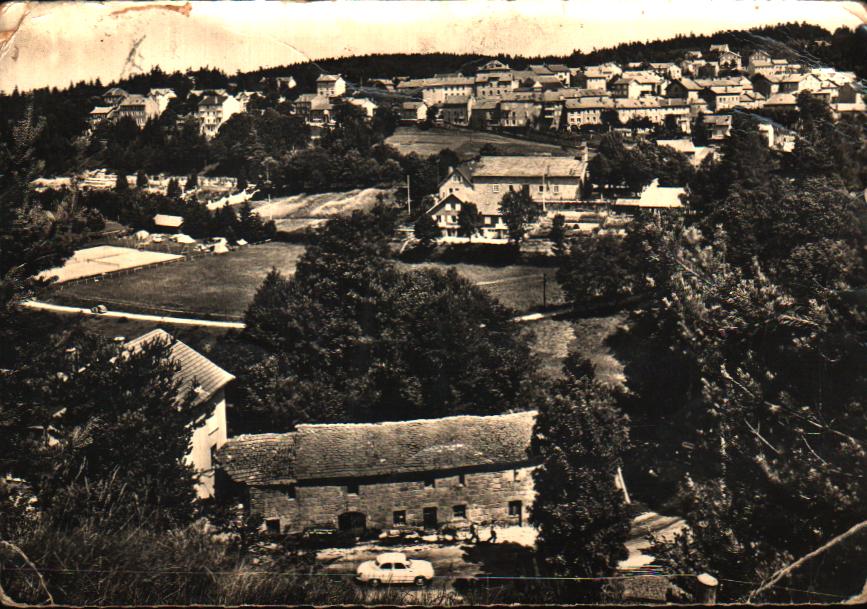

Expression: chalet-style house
xmin=428 ymin=155 xmax=587 ymax=240
xmin=217 ymin=411 xmax=538 ymax=534
xmin=127 ymin=329 xmax=234 ymax=499
xmin=114 ymin=94 xmax=161 ymax=128
xmin=196 ymin=94 xmax=245 ymax=139
xmin=399 ymin=101 xmax=428 ymax=124
xmin=316 ymin=74 xmax=347 ymax=98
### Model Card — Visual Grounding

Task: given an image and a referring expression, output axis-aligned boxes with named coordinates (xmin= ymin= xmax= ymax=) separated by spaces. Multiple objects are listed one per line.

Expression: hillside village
xmin=2 ymin=16 xmax=867 ymax=607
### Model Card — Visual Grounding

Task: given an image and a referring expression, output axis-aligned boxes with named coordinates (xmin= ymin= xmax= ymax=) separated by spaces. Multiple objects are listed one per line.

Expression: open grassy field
xmin=397 ymin=260 xmax=564 ymax=312
xmin=385 ymin=126 xmax=569 ymax=160
xmin=51 ymin=242 xmax=306 ymax=319
xmin=252 ymin=188 xmax=388 ymax=234
xmin=53 ymin=241 xmax=563 ymax=319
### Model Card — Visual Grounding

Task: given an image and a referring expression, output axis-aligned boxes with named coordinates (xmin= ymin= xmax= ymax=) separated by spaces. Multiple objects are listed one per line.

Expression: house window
xmin=513 ymin=469 xmax=519 ymax=481
xmin=347 ymin=482 xmax=359 ymax=495
xmin=553 ymin=184 xmax=559 ymax=193
xmin=539 ymin=184 xmax=544 ymax=192
xmin=492 ymin=184 xmax=500 ymax=193
xmin=424 ymin=477 xmax=436 ymax=488
xmin=458 ymin=473 xmax=466 ymax=486
xmin=265 ymin=518 xmax=281 ymax=534
xmin=508 ymin=500 xmax=522 ymax=516
xmin=393 ymin=510 xmax=407 ymax=525
xmin=286 ymin=484 xmax=296 ymax=499
xmin=453 ymin=505 xmax=467 ymax=519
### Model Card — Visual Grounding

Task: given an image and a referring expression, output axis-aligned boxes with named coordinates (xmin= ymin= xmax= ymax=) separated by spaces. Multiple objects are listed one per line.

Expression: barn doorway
xmin=423 ymin=507 xmax=438 ymax=529
xmin=338 ymin=511 xmax=366 ymax=534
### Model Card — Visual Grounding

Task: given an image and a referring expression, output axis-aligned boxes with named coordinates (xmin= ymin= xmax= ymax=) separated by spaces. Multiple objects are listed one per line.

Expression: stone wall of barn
xmin=250 ymin=465 xmax=537 ymax=534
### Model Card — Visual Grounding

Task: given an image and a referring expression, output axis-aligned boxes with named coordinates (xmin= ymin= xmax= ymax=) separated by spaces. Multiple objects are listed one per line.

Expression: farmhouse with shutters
xmin=216 ymin=411 xmax=537 ymax=535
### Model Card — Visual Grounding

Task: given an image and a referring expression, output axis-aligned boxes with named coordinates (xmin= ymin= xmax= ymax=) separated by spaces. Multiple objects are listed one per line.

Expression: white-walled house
xmin=316 ymin=74 xmax=347 ymax=98
xmin=427 ymin=155 xmax=587 ymax=240
xmin=126 ymin=329 xmax=235 ymax=499
xmin=197 ymin=94 xmax=245 ymax=139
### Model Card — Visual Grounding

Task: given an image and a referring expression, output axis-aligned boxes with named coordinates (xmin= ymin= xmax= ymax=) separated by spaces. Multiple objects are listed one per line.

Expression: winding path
xmin=21 ymin=300 xmax=246 ymax=329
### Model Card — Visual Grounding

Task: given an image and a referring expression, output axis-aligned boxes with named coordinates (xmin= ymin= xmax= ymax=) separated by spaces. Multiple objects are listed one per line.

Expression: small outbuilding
xmin=154 ymin=214 xmax=184 ymax=233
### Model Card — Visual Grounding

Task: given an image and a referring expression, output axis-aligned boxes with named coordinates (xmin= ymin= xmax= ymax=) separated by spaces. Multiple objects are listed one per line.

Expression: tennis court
xmin=39 ymin=246 xmax=183 ymax=283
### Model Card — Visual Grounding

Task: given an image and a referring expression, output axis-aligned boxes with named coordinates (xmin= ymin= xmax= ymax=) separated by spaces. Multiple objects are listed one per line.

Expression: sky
xmin=1 ymin=0 xmax=865 ymax=93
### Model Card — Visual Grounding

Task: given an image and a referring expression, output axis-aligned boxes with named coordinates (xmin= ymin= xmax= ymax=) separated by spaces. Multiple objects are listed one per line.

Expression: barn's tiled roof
xmin=217 ymin=433 xmax=296 ymax=485
xmin=472 ymin=155 xmax=585 ymax=178
xmin=126 ymin=329 xmax=235 ymax=404
xmin=292 ymin=410 xmax=536 ymax=480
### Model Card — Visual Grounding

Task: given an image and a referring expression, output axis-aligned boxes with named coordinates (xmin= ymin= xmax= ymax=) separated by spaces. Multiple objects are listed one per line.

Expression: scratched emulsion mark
xmin=0 ymin=3 xmax=30 ymax=63
xmin=110 ymin=2 xmax=192 ymax=18
xmin=120 ymin=35 xmax=147 ymax=80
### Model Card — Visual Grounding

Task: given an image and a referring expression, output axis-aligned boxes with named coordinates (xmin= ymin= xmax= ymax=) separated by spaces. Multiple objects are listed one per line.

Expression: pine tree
xmin=114 ymin=171 xmax=129 ymax=192
xmin=457 ymin=201 xmax=483 ymax=241
xmin=531 ymin=356 xmax=631 ymax=584
xmin=499 ymin=185 xmax=540 ymax=245
xmin=184 ymin=172 xmax=198 ymax=192
xmin=33 ymin=333 xmax=199 ymax=528
xmin=136 ymin=170 xmax=149 ymax=189
xmin=166 ymin=177 xmax=182 ymax=199
xmin=550 ymin=213 xmax=567 ymax=257
xmin=413 ymin=213 xmax=440 ymax=248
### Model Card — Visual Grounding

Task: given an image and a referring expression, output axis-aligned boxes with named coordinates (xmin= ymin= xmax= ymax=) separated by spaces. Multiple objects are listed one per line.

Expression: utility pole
xmin=406 ymin=174 xmax=411 ymax=214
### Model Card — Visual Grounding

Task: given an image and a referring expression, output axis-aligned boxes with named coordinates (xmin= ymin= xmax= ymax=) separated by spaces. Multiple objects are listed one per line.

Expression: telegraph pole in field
xmin=406 ymin=175 xmax=411 ymax=214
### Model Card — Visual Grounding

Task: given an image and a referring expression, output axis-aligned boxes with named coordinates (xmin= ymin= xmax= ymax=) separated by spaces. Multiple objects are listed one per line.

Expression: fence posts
xmin=696 ymin=573 xmax=718 ymax=604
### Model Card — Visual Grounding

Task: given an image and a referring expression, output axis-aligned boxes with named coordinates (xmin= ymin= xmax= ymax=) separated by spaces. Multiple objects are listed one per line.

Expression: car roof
xmin=376 ymin=552 xmax=407 ymax=564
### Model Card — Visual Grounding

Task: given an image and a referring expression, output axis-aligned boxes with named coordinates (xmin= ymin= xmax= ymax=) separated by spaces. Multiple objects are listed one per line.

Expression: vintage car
xmin=356 ymin=552 xmax=434 ymax=587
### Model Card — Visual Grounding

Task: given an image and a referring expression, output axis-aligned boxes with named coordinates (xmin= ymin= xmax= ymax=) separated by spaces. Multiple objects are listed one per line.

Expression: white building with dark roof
xmin=218 ymin=411 xmax=538 ymax=534
xmin=127 ymin=329 xmax=235 ymax=499
xmin=316 ymin=74 xmax=347 ymax=98
xmin=429 ymin=155 xmax=588 ymax=240
xmin=196 ymin=94 xmax=244 ymax=139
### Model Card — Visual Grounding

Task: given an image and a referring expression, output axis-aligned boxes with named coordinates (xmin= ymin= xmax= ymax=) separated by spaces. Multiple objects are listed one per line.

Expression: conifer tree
xmin=531 ymin=357 xmax=631 ymax=583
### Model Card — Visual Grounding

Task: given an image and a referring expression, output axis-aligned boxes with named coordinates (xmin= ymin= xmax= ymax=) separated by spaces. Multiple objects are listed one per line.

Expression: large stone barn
xmin=216 ymin=411 xmax=538 ymax=535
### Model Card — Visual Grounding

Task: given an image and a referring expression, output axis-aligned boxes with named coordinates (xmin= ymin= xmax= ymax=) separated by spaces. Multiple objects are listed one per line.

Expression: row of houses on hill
xmin=88 ymin=86 xmax=256 ymax=139
xmin=383 ymin=45 xmax=863 ymax=134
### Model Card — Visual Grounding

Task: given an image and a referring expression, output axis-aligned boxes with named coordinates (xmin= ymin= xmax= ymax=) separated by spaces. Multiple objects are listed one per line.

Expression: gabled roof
xmin=702 ymin=113 xmax=733 ymax=125
xmin=217 ymin=433 xmax=296 ymax=485
xmin=199 ymin=94 xmax=227 ymax=107
xmin=316 ymin=74 xmax=343 ymax=83
xmin=89 ymin=106 xmax=115 ymax=115
xmin=125 ymin=329 xmax=235 ymax=404
xmin=708 ymin=86 xmax=742 ymax=95
xmin=119 ymin=94 xmax=148 ymax=107
xmin=153 ymin=213 xmax=184 ymax=228
xmin=473 ymin=155 xmax=586 ymax=178
xmin=765 ymin=93 xmax=798 ymax=106
xmin=293 ymin=411 xmax=536 ymax=480
xmin=671 ymin=78 xmax=703 ymax=91
xmin=546 ymin=63 xmax=569 ymax=73
xmin=564 ymin=96 xmax=615 ymax=110
xmin=104 ymin=87 xmax=128 ymax=97
xmin=441 ymin=95 xmax=473 ymax=106
xmin=656 ymin=139 xmax=696 ymax=154
xmin=478 ymin=59 xmax=511 ymax=72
